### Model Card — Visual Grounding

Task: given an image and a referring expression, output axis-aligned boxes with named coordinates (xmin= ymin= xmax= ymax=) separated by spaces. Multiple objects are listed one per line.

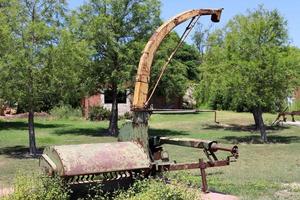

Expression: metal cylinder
xmin=39 ymin=142 xmax=151 ymax=177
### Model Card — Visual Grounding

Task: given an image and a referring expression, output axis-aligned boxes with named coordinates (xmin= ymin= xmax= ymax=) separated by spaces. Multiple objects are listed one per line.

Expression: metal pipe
xmin=159 ymin=137 xmax=216 ymax=149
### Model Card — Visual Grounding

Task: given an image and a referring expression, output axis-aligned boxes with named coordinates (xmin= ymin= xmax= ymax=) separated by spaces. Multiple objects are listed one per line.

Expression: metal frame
xmin=149 ymin=136 xmax=238 ymax=192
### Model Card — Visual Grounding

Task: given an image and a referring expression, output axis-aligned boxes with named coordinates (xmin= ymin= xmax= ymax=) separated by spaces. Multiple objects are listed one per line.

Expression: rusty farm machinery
xmin=272 ymin=109 xmax=300 ymax=125
xmin=40 ymin=8 xmax=239 ymax=195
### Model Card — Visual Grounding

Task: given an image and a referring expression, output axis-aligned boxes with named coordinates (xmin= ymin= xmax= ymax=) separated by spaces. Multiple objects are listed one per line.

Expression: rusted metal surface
xmin=162 ymin=160 xmax=231 ymax=172
xmin=199 ymin=159 xmax=208 ymax=192
xmin=118 ymin=113 xmax=150 ymax=151
xmin=132 ymin=9 xmax=223 ymax=110
xmin=154 ymin=158 xmax=232 ymax=192
xmin=40 ymin=134 xmax=238 ymax=193
xmin=212 ymin=145 xmax=239 ymax=157
xmin=151 ymin=136 xmax=238 ymax=192
xmin=276 ymin=110 xmax=300 ymax=123
xmin=160 ymin=137 xmax=217 ymax=150
xmin=40 ymin=142 xmax=151 ymax=176
xmin=64 ymin=169 xmax=148 ymax=187
xmin=167 ymin=162 xmax=200 ymax=171
xmin=144 ymin=14 xmax=200 ymax=106
xmin=168 ymin=159 xmax=231 ymax=193
xmin=159 ymin=137 xmax=238 ymax=158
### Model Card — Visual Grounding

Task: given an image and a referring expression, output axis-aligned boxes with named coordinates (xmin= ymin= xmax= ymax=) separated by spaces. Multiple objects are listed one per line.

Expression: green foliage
xmin=50 ymin=105 xmax=82 ymax=119
xmin=291 ymin=99 xmax=300 ymax=111
xmin=151 ymin=32 xmax=201 ymax=101
xmin=165 ymin=171 xmax=199 ymax=188
xmin=88 ymin=106 xmax=111 ymax=121
xmin=0 ymin=0 xmax=66 ymax=110
xmin=67 ymin=179 xmax=198 ymax=200
xmin=196 ymin=6 xmax=300 ymax=113
xmin=123 ymin=111 xmax=133 ymax=120
xmin=0 ymin=1 xmax=91 ymax=112
xmin=192 ymin=23 xmax=212 ymax=60
xmin=76 ymin=184 xmax=109 ymax=200
xmin=115 ymin=179 xmax=198 ymax=200
xmin=0 ymin=0 xmax=73 ymax=154
xmin=117 ymin=111 xmax=133 ymax=120
xmin=39 ymin=28 xmax=93 ymax=110
xmin=0 ymin=0 xmax=93 ymax=153
xmin=75 ymin=0 xmax=161 ymax=93
xmin=0 ymin=98 xmax=5 ymax=115
xmin=74 ymin=0 xmax=161 ymax=135
xmin=3 ymin=173 xmax=69 ymax=200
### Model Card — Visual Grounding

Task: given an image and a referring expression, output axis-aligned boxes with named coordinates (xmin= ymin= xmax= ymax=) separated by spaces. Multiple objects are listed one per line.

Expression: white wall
xmin=100 ymin=90 xmax=131 ymax=115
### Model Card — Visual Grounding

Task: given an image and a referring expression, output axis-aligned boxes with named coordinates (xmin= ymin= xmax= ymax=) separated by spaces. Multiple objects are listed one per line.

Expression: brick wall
xmin=81 ymin=94 xmax=102 ymax=118
xmin=81 ymin=92 xmax=131 ymax=118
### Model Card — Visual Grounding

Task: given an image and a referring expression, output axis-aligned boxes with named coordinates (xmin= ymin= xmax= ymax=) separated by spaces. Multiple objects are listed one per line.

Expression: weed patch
xmin=3 ymin=173 xmax=70 ymax=200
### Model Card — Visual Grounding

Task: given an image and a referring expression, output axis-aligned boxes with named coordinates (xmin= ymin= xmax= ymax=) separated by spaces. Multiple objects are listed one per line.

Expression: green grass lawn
xmin=0 ymin=111 xmax=300 ymax=200
xmin=0 ymin=118 xmax=116 ymax=189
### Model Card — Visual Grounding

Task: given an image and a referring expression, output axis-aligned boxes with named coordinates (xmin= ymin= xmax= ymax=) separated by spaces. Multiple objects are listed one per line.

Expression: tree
xmin=290 ymin=47 xmax=300 ymax=85
xmin=74 ymin=0 xmax=161 ymax=136
xmin=0 ymin=0 xmax=67 ymax=155
xmin=150 ymin=32 xmax=201 ymax=102
xmin=196 ymin=6 xmax=299 ymax=142
xmin=40 ymin=25 xmax=93 ymax=111
xmin=192 ymin=23 xmax=212 ymax=59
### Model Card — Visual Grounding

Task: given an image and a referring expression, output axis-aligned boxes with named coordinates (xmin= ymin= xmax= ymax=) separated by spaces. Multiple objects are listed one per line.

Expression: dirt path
xmin=0 ymin=187 xmax=13 ymax=198
xmin=202 ymin=192 xmax=239 ymax=200
xmin=169 ymin=182 xmax=239 ymax=200
xmin=282 ymin=121 xmax=300 ymax=127
xmin=274 ymin=183 xmax=300 ymax=200
xmin=0 ymin=187 xmax=240 ymax=199
xmin=0 ymin=112 xmax=49 ymax=120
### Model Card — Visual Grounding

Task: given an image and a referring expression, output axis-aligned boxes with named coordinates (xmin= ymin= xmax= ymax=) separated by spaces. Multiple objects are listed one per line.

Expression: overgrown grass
xmin=115 ymin=179 xmax=198 ymax=200
xmin=50 ymin=105 xmax=82 ymax=120
xmin=2 ymin=175 xmax=198 ymax=200
xmin=0 ymin=111 xmax=300 ymax=199
xmin=2 ymin=173 xmax=70 ymax=200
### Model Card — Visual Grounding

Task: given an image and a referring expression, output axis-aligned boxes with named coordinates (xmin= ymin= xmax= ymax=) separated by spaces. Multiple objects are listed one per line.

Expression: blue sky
xmin=68 ymin=0 xmax=300 ymax=47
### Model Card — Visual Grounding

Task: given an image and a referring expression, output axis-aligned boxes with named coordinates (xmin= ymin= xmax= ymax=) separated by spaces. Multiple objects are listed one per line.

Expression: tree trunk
xmin=108 ymin=84 xmax=118 ymax=136
xmin=253 ymin=111 xmax=260 ymax=130
xmin=28 ymin=108 xmax=37 ymax=156
xmin=252 ymin=107 xmax=267 ymax=142
xmin=26 ymin=0 xmax=37 ymax=157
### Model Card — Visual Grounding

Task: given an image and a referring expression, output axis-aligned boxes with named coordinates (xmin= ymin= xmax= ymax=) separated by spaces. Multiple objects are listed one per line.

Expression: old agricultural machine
xmin=40 ymin=8 xmax=238 ymax=194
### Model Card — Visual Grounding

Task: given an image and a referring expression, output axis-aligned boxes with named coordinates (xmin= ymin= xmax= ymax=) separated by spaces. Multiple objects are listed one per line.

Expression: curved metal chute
xmin=132 ymin=9 xmax=223 ymax=110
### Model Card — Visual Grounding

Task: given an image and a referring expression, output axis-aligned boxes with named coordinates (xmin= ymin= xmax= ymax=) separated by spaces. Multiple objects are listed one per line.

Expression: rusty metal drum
xmin=39 ymin=142 xmax=151 ymax=177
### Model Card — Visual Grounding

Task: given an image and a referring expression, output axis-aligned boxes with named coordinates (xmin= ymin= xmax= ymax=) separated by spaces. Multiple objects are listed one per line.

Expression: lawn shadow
xmin=203 ymin=123 xmax=290 ymax=132
xmin=207 ymin=171 xmax=224 ymax=176
xmin=0 ymin=121 xmax=67 ymax=131
xmin=221 ymin=135 xmax=300 ymax=144
xmin=153 ymin=112 xmax=200 ymax=115
xmin=0 ymin=145 xmax=43 ymax=159
xmin=149 ymin=128 xmax=189 ymax=137
xmin=52 ymin=127 xmax=110 ymax=137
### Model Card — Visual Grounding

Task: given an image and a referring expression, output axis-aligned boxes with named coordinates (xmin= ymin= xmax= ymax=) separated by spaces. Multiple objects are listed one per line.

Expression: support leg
xmin=199 ymin=159 xmax=208 ymax=193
